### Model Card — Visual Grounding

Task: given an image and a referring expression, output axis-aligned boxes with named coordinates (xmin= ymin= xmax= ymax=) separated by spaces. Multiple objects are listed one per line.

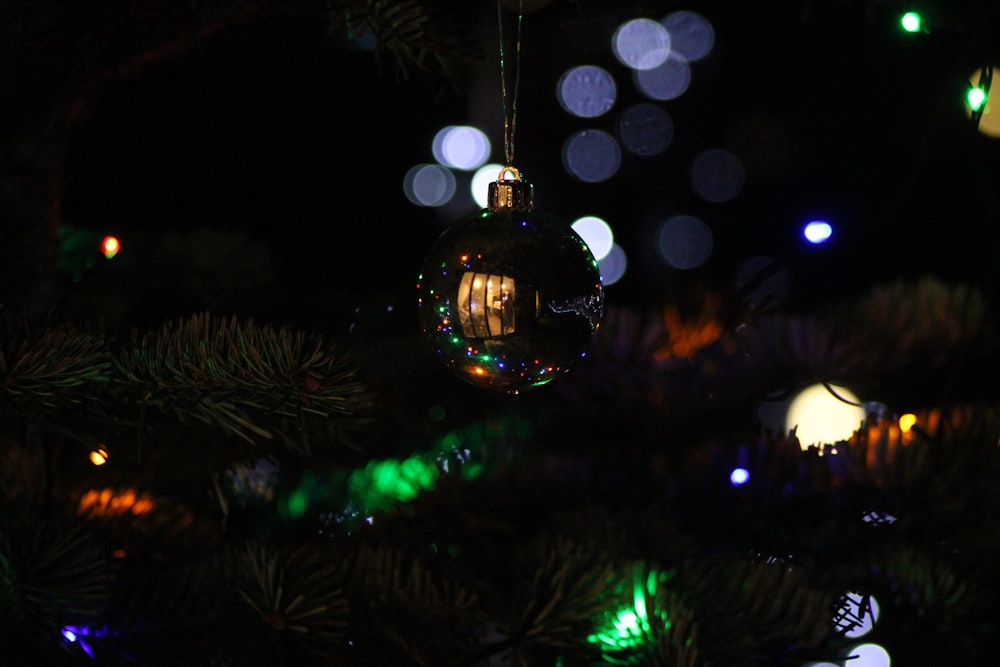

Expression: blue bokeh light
xmin=803 ymin=220 xmax=833 ymax=244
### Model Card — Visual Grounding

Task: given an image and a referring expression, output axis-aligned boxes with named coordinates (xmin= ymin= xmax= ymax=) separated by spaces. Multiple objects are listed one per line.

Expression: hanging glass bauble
xmin=417 ymin=167 xmax=604 ymax=394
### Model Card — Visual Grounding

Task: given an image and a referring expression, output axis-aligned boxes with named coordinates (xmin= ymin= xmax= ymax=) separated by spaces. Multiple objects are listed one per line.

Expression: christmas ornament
xmin=417 ymin=167 xmax=604 ymax=393
xmin=416 ymin=0 xmax=604 ymax=394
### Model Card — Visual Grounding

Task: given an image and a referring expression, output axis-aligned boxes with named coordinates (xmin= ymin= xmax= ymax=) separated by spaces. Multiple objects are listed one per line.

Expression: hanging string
xmin=497 ymin=0 xmax=524 ymax=169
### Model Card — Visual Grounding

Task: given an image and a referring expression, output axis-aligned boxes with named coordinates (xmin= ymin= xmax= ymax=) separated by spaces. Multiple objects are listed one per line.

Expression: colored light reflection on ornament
xmin=101 ymin=235 xmax=120 ymax=258
xmin=417 ymin=167 xmax=604 ymax=394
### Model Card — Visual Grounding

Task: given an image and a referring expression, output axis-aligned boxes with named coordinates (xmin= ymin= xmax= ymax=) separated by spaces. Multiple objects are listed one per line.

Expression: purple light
xmin=62 ymin=624 xmax=104 ymax=660
xmin=730 ymin=467 xmax=750 ymax=486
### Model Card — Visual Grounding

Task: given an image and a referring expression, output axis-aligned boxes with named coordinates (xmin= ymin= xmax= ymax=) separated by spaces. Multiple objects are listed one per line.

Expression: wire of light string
xmin=497 ymin=0 xmax=524 ymax=168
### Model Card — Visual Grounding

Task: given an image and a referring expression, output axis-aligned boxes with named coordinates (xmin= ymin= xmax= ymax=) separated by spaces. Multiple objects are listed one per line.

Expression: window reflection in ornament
xmin=458 ymin=272 xmax=516 ymax=338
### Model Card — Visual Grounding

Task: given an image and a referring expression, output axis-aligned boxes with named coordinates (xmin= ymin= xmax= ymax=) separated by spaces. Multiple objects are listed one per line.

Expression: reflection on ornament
xmin=457 ymin=272 xmax=524 ymax=337
xmin=417 ymin=167 xmax=604 ymax=393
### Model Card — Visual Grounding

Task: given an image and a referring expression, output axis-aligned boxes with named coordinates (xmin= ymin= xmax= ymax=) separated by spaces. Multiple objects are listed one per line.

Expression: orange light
xmin=101 ymin=235 xmax=120 ymax=259
xmin=77 ymin=487 xmax=157 ymax=517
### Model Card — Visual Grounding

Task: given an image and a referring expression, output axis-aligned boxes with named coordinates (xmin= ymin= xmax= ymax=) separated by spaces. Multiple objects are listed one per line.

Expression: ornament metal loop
xmin=498 ymin=165 xmax=522 ymax=182
xmin=489 ymin=165 xmax=534 ymax=213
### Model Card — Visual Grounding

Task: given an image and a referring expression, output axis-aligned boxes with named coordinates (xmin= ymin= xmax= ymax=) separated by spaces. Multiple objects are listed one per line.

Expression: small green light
xmin=900 ymin=11 xmax=922 ymax=33
xmin=587 ymin=566 xmax=673 ymax=660
xmin=462 ymin=462 xmax=484 ymax=480
xmin=285 ymin=488 xmax=309 ymax=518
xmin=968 ymin=86 xmax=988 ymax=112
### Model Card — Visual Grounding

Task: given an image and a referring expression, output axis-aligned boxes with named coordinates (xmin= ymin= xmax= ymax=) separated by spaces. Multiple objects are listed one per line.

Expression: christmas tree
xmin=3 ymin=1 xmax=1000 ymax=666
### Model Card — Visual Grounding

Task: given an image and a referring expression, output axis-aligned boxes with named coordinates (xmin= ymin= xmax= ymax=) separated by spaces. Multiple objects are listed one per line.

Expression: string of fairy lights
xmin=54 ymin=5 xmax=997 ymax=665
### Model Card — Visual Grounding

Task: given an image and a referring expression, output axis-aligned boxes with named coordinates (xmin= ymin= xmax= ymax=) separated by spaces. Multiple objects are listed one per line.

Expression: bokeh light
xmin=471 ymin=163 xmax=505 ymax=208
xmin=557 ymin=64 xmax=617 ymax=118
xmin=900 ymin=11 xmax=922 ymax=33
xmin=403 ymin=163 xmax=457 ymax=207
xmin=842 ymin=642 xmax=891 ymax=667
xmin=101 ymin=235 xmax=120 ymax=259
xmin=690 ymin=148 xmax=745 ymax=202
xmin=785 ymin=383 xmax=866 ymax=448
xmin=616 ymin=103 xmax=673 ymax=156
xmin=835 ymin=591 xmax=881 ymax=638
xmin=89 ymin=446 xmax=109 ymax=466
xmin=661 ymin=10 xmax=714 ymax=62
xmin=612 ymin=18 xmax=671 ymax=70
xmin=597 ymin=243 xmax=628 ymax=286
xmin=562 ymin=129 xmax=622 ymax=183
xmin=656 ymin=214 xmax=713 ymax=270
xmin=730 ymin=467 xmax=749 ymax=485
xmin=571 ymin=215 xmax=614 ymax=260
xmin=633 ymin=55 xmax=692 ymax=101
xmin=898 ymin=413 xmax=917 ymax=432
xmin=431 ymin=125 xmax=491 ymax=170
xmin=803 ymin=219 xmax=833 ymax=244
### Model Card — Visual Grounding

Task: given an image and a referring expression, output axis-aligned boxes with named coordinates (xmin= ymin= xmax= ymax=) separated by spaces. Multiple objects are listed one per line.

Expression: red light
xmin=101 ymin=235 xmax=120 ymax=259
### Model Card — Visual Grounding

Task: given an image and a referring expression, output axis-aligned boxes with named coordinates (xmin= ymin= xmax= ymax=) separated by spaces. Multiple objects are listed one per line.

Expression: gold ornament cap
xmin=488 ymin=166 xmax=534 ymax=213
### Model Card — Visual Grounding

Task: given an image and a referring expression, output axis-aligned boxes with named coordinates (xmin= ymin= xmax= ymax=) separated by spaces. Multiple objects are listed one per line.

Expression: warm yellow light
xmin=89 ymin=446 xmax=109 ymax=466
xmin=898 ymin=413 xmax=917 ymax=432
xmin=786 ymin=383 xmax=866 ymax=449
xmin=458 ymin=271 xmax=516 ymax=337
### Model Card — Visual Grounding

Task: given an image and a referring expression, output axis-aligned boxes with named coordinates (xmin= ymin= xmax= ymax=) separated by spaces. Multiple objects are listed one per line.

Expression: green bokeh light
xmin=900 ymin=11 xmax=922 ymax=33
xmin=278 ymin=411 xmax=531 ymax=525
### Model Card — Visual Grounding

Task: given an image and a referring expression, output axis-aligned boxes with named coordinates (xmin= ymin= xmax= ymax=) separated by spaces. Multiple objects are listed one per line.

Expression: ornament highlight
xmin=417 ymin=167 xmax=604 ymax=393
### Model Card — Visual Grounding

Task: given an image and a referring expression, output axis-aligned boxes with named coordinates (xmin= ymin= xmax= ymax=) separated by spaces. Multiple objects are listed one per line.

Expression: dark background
xmin=58 ymin=0 xmax=1000 ymax=337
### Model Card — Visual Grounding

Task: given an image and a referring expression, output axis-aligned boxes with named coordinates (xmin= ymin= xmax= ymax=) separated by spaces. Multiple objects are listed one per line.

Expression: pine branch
xmin=0 ymin=500 xmax=112 ymax=662
xmin=221 ymin=539 xmax=350 ymax=663
xmin=1 ymin=312 xmax=375 ymax=456
xmin=675 ymin=556 xmax=841 ymax=667
xmin=325 ymin=0 xmax=485 ymax=94
xmin=0 ymin=317 xmax=111 ymax=416
xmin=336 ymin=540 xmax=482 ymax=665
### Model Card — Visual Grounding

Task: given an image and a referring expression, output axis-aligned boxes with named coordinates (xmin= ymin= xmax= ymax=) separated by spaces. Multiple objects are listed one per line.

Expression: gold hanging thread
xmin=497 ymin=0 xmax=524 ymax=169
